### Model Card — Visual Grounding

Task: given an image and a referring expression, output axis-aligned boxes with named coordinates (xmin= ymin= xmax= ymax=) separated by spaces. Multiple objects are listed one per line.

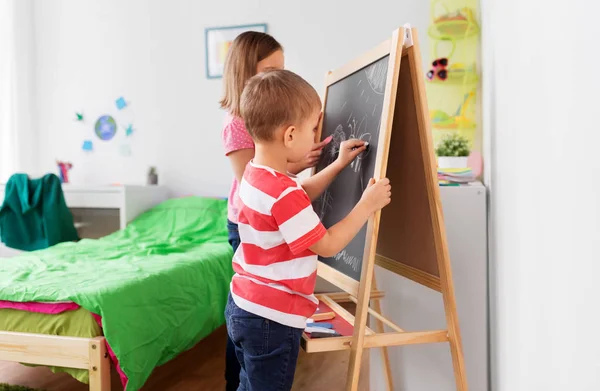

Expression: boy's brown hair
xmin=240 ymin=70 xmax=321 ymax=141
xmin=219 ymin=31 xmax=283 ymax=117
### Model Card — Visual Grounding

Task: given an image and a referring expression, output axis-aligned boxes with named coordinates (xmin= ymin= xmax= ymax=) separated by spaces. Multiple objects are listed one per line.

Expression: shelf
xmin=431 ymin=120 xmax=477 ymax=131
xmin=428 ymin=6 xmax=480 ymax=41
xmin=429 ymin=20 xmax=479 ymax=40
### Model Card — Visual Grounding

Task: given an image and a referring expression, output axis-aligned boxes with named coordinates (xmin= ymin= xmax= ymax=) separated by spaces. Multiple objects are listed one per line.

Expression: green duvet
xmin=0 ymin=197 xmax=234 ymax=390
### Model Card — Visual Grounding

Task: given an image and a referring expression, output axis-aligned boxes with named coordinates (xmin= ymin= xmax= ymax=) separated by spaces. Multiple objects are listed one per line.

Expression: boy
xmin=225 ymin=69 xmax=391 ymax=391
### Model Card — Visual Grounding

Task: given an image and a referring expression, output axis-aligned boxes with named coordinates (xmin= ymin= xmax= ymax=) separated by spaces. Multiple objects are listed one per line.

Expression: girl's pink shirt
xmin=222 ymin=114 xmax=255 ymax=223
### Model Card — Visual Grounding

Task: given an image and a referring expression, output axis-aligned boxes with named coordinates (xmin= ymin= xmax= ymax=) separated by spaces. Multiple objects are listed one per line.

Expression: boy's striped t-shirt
xmin=230 ymin=161 xmax=327 ymax=329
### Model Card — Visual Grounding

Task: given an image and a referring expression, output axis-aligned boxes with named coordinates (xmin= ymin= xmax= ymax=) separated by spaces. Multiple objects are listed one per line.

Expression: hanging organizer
xmin=426 ymin=0 xmax=481 ymax=149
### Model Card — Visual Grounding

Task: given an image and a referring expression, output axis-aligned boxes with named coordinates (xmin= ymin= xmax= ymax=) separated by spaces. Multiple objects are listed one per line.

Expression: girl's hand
xmin=289 ymin=136 xmax=333 ymax=174
xmin=336 ymin=139 xmax=367 ymax=168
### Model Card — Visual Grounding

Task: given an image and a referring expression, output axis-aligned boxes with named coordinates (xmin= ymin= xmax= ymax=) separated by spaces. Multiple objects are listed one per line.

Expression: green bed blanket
xmin=0 ymin=197 xmax=234 ymax=390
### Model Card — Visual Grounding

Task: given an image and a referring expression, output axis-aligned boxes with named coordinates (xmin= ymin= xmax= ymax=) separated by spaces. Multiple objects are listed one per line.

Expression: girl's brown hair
xmin=219 ymin=31 xmax=283 ymax=117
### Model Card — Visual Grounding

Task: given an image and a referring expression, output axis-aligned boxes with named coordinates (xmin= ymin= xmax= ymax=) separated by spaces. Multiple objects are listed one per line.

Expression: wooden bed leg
xmin=370 ymin=276 xmax=393 ymax=391
xmin=89 ymin=337 xmax=110 ymax=391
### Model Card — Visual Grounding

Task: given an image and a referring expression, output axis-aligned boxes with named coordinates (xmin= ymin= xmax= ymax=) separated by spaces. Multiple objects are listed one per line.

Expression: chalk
xmin=311 ymin=311 xmax=335 ymax=321
xmin=305 ymin=326 xmax=336 ymax=334
xmin=306 ymin=322 xmax=333 ymax=329
xmin=352 ymin=141 xmax=369 ymax=151
xmin=310 ymin=331 xmax=342 ymax=338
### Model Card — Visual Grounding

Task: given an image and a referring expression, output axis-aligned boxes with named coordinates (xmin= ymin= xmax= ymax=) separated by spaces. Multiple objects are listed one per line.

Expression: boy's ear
xmin=283 ymin=125 xmax=296 ymax=148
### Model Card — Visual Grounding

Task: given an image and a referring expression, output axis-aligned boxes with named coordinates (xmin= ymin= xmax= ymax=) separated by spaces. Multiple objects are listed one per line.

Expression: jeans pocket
xmin=232 ymin=316 xmax=269 ymax=356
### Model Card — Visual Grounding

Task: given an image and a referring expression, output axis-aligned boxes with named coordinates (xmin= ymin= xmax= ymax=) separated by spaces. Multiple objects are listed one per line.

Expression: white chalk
xmin=305 ymin=326 xmax=336 ymax=334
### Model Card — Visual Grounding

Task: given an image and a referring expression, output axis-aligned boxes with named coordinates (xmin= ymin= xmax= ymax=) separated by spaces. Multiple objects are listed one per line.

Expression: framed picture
xmin=205 ymin=23 xmax=268 ymax=79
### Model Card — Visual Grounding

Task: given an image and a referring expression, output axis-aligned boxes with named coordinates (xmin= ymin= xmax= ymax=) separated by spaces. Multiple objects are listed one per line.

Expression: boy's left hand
xmin=337 ymin=139 xmax=367 ymax=167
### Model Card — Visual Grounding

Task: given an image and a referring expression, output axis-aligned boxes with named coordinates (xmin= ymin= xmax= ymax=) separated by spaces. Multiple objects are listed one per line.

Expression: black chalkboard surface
xmin=313 ymin=55 xmax=390 ymax=281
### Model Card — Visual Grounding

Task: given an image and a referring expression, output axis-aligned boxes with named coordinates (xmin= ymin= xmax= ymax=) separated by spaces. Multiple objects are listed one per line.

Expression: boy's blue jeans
xmin=225 ymin=294 xmax=303 ymax=391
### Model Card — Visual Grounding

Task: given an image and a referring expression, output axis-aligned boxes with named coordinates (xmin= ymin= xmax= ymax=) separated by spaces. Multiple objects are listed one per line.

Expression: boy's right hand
xmin=359 ymin=178 xmax=391 ymax=214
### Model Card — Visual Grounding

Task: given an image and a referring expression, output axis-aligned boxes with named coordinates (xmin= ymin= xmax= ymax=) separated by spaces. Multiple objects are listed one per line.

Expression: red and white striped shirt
xmin=230 ymin=161 xmax=327 ymax=329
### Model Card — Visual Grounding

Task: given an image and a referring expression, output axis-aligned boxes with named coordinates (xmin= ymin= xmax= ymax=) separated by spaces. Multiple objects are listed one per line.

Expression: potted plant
xmin=435 ymin=132 xmax=470 ymax=168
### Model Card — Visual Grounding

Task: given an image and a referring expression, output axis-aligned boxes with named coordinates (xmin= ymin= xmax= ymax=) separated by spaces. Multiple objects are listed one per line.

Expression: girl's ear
xmin=283 ymin=125 xmax=295 ymax=148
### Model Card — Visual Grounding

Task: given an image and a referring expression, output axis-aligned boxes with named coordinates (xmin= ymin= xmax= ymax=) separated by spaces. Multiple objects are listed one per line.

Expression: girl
xmin=220 ymin=31 xmax=330 ymax=391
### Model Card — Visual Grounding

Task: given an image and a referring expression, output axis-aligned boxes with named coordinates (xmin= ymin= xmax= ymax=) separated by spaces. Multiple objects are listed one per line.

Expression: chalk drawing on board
xmin=347 ymin=115 xmax=371 ymax=173
xmin=313 ymin=54 xmax=390 ymax=281
xmin=325 ymin=124 xmax=346 ymax=162
xmin=365 ymin=60 xmax=388 ymax=94
xmin=322 ymin=116 xmax=372 ymax=174
xmin=318 ymin=189 xmax=334 ymax=220
xmin=334 ymin=250 xmax=361 ymax=273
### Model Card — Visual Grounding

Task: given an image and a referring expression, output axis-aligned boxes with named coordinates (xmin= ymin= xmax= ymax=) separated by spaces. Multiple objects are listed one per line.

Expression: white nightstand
xmin=0 ymin=184 xmax=168 ymax=238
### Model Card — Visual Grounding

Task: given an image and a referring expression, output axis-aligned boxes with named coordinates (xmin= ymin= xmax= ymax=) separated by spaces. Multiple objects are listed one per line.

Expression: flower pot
xmin=437 ymin=156 xmax=468 ymax=169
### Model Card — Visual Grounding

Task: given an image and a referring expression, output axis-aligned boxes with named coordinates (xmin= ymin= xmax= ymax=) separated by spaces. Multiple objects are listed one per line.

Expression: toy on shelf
xmin=427 ymin=58 xmax=448 ymax=81
xmin=428 ymin=2 xmax=480 ymax=40
xmin=431 ymin=91 xmax=477 ymax=130
xmin=56 ymin=161 xmax=73 ymax=184
xmin=427 ymin=56 xmax=479 ymax=85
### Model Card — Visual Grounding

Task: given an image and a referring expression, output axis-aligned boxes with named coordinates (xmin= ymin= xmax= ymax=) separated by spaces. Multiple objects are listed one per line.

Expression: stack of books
xmin=438 ymin=168 xmax=476 ymax=185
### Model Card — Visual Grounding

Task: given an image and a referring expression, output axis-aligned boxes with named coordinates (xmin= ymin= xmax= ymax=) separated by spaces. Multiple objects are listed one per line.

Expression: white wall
xmin=483 ymin=0 xmax=600 ymax=390
xmin=33 ymin=0 xmax=428 ymax=197
xmin=0 ymin=0 xmax=37 ymax=182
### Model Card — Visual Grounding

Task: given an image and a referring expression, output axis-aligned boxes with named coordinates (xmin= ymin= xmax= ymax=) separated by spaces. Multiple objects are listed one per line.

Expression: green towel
xmin=0 ymin=173 xmax=78 ymax=251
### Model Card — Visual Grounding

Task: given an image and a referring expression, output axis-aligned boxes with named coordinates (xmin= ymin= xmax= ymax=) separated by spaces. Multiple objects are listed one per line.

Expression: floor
xmin=0 ymin=326 xmax=370 ymax=391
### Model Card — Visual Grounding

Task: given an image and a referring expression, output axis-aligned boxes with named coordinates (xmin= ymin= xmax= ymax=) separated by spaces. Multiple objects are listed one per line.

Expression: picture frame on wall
xmin=205 ymin=23 xmax=268 ymax=79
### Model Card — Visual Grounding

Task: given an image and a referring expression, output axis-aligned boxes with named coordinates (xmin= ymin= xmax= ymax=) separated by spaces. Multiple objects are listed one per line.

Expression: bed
xmin=0 ymin=197 xmax=234 ymax=390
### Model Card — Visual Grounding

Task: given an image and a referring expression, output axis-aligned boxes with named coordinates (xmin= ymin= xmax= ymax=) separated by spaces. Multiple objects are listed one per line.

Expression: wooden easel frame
xmin=303 ymin=27 xmax=468 ymax=391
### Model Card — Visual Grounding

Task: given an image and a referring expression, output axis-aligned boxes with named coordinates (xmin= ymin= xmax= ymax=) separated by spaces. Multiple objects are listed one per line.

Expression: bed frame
xmin=0 ymin=331 xmax=110 ymax=390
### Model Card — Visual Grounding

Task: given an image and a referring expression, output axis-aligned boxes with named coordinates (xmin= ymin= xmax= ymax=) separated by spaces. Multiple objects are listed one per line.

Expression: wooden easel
xmin=302 ymin=26 xmax=468 ymax=391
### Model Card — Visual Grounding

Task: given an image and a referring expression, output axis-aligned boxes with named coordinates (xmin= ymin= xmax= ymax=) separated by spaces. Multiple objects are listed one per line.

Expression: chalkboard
xmin=313 ymin=54 xmax=390 ymax=281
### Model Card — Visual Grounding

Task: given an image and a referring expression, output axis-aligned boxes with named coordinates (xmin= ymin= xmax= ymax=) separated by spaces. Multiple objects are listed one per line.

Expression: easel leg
xmin=438 ymin=250 xmax=469 ymax=390
xmin=370 ymin=276 xmax=393 ymax=391
xmin=346 ymin=255 xmax=378 ymax=391
xmin=347 ymin=320 xmax=367 ymax=391
xmin=89 ymin=337 xmax=110 ymax=391
xmin=444 ymin=297 xmax=469 ymax=391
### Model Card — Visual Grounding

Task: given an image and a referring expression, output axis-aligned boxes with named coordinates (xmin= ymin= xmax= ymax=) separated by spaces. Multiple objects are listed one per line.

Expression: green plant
xmin=435 ymin=133 xmax=470 ymax=157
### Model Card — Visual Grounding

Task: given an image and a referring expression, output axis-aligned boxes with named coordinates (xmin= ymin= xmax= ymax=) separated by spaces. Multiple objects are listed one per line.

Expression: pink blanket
xmin=0 ymin=300 xmax=128 ymax=388
xmin=0 ymin=300 xmax=80 ymax=314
